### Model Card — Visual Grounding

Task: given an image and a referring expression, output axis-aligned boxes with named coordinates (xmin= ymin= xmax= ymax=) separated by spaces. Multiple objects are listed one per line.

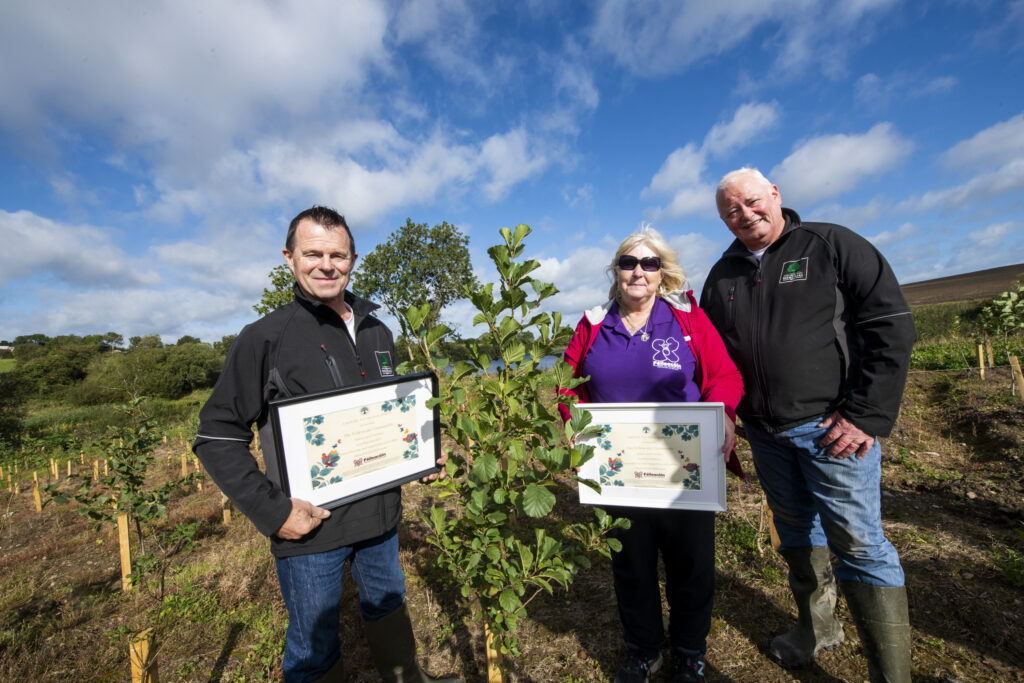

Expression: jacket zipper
xmin=750 ymin=257 xmax=776 ymax=424
xmin=320 ymin=345 xmax=344 ymax=387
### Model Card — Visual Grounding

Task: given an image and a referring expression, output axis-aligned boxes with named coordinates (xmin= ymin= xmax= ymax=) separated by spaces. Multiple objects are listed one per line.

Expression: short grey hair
xmin=716 ymin=167 xmax=773 ymax=198
xmin=607 ymin=224 xmax=688 ymax=301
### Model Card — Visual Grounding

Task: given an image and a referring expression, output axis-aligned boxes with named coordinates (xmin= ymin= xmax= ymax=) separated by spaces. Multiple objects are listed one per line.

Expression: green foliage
xmin=73 ymin=344 xmax=223 ymax=402
xmin=398 ymin=223 xmax=627 ymax=662
xmin=129 ymin=334 xmax=164 ymax=349
xmin=17 ymin=342 xmax=101 ymax=392
xmin=911 ymin=336 xmax=1024 ymax=370
xmin=979 ymin=281 xmax=1024 ymax=338
xmin=0 ymin=370 xmax=26 ymax=448
xmin=351 ymin=218 xmax=479 ymax=360
xmin=253 ymin=264 xmax=296 ymax=315
xmin=910 ymin=300 xmax=988 ymax=341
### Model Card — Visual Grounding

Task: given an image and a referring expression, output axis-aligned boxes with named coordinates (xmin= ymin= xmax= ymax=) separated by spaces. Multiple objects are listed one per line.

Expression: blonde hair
xmin=606 ymin=225 xmax=688 ymax=301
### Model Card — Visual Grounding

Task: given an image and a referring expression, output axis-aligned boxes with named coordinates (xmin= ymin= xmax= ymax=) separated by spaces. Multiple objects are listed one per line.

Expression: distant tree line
xmin=0 ymin=332 xmax=235 ymax=447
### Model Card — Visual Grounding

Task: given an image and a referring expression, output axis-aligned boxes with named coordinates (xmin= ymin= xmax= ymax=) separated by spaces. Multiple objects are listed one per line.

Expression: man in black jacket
xmin=700 ymin=169 xmax=915 ymax=682
xmin=194 ymin=207 xmax=456 ymax=683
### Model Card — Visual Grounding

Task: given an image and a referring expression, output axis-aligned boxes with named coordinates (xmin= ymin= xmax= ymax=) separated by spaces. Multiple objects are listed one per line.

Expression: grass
xmin=0 ymin=358 xmax=14 ymax=372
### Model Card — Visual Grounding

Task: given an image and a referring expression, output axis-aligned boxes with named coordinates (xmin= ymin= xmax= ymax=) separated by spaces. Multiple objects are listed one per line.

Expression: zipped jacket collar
xmin=291 ymin=284 xmax=380 ymax=325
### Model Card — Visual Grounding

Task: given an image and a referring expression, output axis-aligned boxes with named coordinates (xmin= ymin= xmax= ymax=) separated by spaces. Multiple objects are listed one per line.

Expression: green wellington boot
xmin=770 ymin=546 xmax=845 ymax=668
xmin=363 ymin=603 xmax=462 ymax=683
xmin=840 ymin=580 xmax=912 ymax=683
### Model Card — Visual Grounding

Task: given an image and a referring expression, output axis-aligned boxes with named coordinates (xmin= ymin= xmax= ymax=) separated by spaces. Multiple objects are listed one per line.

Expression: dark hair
xmin=285 ymin=206 xmax=355 ymax=253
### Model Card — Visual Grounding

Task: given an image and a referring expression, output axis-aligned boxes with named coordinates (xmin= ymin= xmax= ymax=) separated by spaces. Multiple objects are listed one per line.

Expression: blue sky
xmin=2 ymin=0 xmax=1023 ymax=343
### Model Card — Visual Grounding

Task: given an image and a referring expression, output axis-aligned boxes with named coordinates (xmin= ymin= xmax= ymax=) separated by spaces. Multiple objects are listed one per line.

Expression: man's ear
xmin=282 ymin=248 xmax=296 ymax=274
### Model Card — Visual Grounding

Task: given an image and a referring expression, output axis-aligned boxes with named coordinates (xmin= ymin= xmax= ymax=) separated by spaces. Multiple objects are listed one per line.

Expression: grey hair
xmin=607 ymin=224 xmax=688 ymax=301
xmin=716 ymin=167 xmax=773 ymax=198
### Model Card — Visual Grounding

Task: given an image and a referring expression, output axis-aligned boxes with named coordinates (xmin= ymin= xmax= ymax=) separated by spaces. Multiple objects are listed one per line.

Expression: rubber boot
xmin=312 ymin=656 xmax=344 ymax=683
xmin=840 ymin=581 xmax=911 ymax=683
xmin=363 ymin=602 xmax=462 ymax=683
xmin=770 ymin=546 xmax=845 ymax=668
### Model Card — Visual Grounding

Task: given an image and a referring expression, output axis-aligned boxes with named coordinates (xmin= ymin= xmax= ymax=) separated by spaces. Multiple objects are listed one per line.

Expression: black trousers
xmin=608 ymin=506 xmax=715 ymax=655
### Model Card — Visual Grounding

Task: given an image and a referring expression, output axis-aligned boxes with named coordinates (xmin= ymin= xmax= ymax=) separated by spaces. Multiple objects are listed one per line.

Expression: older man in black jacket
xmin=195 ymin=207 xmax=456 ymax=683
xmin=700 ymin=168 xmax=915 ymax=683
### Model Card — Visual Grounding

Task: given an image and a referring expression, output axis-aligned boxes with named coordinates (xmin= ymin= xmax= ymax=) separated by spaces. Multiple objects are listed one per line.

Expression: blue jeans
xmin=745 ymin=417 xmax=905 ymax=587
xmin=274 ymin=526 xmax=406 ymax=683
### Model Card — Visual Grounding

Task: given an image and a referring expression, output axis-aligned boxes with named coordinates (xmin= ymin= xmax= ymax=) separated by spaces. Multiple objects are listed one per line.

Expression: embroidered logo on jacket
xmin=375 ymin=351 xmax=394 ymax=376
xmin=651 ymin=337 xmax=682 ymax=370
xmin=779 ymin=257 xmax=809 ymax=284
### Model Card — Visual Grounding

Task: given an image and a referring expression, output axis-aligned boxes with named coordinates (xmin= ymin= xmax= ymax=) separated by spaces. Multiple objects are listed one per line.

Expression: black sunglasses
xmin=617 ymin=255 xmax=662 ymax=272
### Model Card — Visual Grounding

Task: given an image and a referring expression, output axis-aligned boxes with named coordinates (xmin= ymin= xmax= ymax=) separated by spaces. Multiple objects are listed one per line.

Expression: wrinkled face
xmin=616 ymin=243 xmax=663 ymax=309
xmin=282 ymin=219 xmax=357 ymax=307
xmin=716 ymin=175 xmax=786 ymax=250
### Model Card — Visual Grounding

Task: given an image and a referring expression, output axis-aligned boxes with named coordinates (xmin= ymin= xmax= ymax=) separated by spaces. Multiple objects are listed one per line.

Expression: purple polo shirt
xmin=582 ymin=297 xmax=700 ymax=403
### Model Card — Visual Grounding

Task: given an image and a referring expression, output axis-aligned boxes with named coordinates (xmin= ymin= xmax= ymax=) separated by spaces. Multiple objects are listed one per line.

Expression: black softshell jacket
xmin=194 ymin=286 xmax=402 ymax=558
xmin=699 ymin=209 xmax=916 ymax=437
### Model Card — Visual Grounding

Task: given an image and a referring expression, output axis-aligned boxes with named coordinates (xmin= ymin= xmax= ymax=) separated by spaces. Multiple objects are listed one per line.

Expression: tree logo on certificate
xmin=302 ymin=394 xmax=420 ymax=490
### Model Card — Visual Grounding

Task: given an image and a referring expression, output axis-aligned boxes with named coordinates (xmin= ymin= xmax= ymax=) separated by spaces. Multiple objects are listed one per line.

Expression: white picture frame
xmin=268 ymin=371 xmax=440 ymax=509
xmin=576 ymin=402 xmax=727 ymax=511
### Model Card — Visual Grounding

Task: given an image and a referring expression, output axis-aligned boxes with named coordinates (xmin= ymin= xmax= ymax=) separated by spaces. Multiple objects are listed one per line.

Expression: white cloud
xmin=898 ymin=159 xmax=1024 ymax=213
xmin=0 ymin=210 xmax=160 ymax=288
xmin=967 ymin=221 xmax=1022 ymax=248
xmin=805 ymin=199 xmax=889 ymax=231
xmin=703 ymin=102 xmax=781 ymax=157
xmin=942 ymin=111 xmax=1024 ymax=171
xmin=855 ymin=72 xmax=957 ymax=107
xmin=866 ymin=222 xmax=916 ymax=248
xmin=590 ymin=0 xmax=899 ymax=82
xmin=479 ymin=128 xmax=549 ymax=201
xmin=0 ymin=0 xmax=390 ymax=161
xmin=2 ymin=287 xmax=254 ymax=342
xmin=642 ymin=102 xmax=779 ymax=220
xmin=770 ymin=123 xmax=912 ymax=205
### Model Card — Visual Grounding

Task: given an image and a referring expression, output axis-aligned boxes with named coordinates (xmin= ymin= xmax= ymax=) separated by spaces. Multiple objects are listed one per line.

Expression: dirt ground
xmin=900 ymin=263 xmax=1024 ymax=306
xmin=1 ymin=367 xmax=1022 ymax=681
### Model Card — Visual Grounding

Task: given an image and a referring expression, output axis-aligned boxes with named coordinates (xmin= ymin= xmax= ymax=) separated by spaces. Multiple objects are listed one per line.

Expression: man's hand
xmin=276 ymin=498 xmax=331 ymax=540
xmin=421 ymin=450 xmax=450 ymax=483
xmin=722 ymin=415 xmax=736 ymax=464
xmin=818 ymin=411 xmax=875 ymax=459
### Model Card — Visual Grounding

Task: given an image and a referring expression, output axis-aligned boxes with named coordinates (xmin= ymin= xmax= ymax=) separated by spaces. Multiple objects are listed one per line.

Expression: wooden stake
xmin=103 ymin=459 xmax=108 ymax=476
xmin=195 ymin=459 xmax=203 ymax=492
xmin=33 ymin=471 xmax=38 ymax=485
xmin=33 ymin=486 xmax=42 ymax=513
xmin=93 ymin=459 xmax=100 ymax=482
xmin=80 ymin=451 xmax=85 ymax=464
xmin=221 ymin=495 xmax=232 ymax=525
xmin=485 ymin=624 xmax=503 ymax=682
xmin=118 ymin=513 xmax=133 ymax=592
xmin=1010 ymin=355 xmax=1024 ymax=403
xmin=162 ymin=435 xmax=167 ymax=444
xmin=986 ymin=339 xmax=994 ymax=367
xmin=67 ymin=460 xmax=72 ymax=476
xmin=180 ymin=451 xmax=188 ymax=478
xmin=129 ymin=627 xmax=159 ymax=683
xmin=977 ymin=344 xmax=986 ymax=379
xmin=0 ymin=464 xmax=4 ymax=478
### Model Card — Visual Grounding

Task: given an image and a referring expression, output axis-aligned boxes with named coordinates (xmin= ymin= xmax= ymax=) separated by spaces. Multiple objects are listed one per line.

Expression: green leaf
xmin=471 ymin=454 xmax=499 ymax=483
xmin=499 ymin=589 xmax=522 ymax=614
xmin=521 ymin=483 xmax=556 ymax=517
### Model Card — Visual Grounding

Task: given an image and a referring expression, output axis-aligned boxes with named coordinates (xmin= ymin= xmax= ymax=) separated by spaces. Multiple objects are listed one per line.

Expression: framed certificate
xmin=269 ymin=371 xmax=440 ymax=509
xmin=576 ymin=402 xmax=727 ymax=511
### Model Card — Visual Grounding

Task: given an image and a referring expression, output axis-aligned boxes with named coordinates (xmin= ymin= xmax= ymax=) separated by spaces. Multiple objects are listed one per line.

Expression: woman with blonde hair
xmin=559 ymin=226 xmax=743 ymax=683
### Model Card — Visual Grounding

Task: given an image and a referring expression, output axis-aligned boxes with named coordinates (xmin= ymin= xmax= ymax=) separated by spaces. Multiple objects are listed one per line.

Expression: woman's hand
xmin=721 ymin=415 xmax=736 ymax=464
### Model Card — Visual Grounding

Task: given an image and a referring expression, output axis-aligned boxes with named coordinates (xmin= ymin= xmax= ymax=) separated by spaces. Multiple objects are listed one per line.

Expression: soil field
xmin=900 ymin=263 xmax=1024 ymax=306
xmin=1 ymin=364 xmax=1022 ymax=682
